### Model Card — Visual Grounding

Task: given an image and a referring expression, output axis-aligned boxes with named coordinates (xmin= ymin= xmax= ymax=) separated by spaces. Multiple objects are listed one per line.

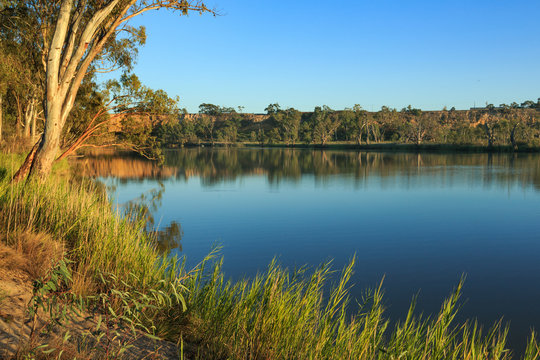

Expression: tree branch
xmin=59 ymin=0 xmax=86 ymax=80
xmin=47 ymin=0 xmax=73 ymax=100
xmin=119 ymin=1 xmax=216 ymax=24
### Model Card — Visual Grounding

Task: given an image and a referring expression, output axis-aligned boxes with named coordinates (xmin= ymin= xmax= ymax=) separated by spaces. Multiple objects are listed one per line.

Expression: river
xmin=75 ymin=147 xmax=540 ymax=353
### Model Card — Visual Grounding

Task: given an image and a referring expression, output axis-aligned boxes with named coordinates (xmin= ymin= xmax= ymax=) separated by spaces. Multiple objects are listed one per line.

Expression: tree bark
xmin=12 ymin=139 xmax=41 ymax=182
xmin=31 ymin=113 xmax=37 ymax=140
xmin=484 ymin=124 xmax=494 ymax=148
xmin=23 ymin=98 xmax=37 ymax=138
xmin=25 ymin=0 xmax=77 ymax=180
xmin=14 ymin=92 xmax=23 ymax=137
xmin=366 ymin=124 xmax=371 ymax=145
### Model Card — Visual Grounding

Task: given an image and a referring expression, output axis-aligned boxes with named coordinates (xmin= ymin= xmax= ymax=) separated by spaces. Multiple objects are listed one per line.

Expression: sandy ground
xmin=0 ymin=246 xmax=185 ymax=359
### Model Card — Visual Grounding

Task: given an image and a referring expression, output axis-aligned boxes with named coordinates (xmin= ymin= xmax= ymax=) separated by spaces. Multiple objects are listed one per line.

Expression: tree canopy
xmin=3 ymin=0 xmax=215 ymax=181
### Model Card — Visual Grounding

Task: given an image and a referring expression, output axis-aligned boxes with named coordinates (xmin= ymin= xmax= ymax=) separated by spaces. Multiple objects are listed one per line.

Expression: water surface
xmin=77 ymin=148 xmax=540 ymax=353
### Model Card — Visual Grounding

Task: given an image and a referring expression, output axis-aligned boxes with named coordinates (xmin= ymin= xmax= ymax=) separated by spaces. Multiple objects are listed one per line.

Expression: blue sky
xmin=125 ymin=0 xmax=540 ymax=113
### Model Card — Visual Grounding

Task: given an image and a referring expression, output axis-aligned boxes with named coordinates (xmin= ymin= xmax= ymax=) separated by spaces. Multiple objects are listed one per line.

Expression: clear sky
xmin=125 ymin=0 xmax=540 ymax=113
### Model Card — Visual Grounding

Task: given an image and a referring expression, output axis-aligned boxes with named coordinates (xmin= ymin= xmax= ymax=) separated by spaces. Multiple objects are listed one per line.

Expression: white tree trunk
xmin=26 ymin=0 xmax=74 ymax=179
xmin=24 ymin=98 xmax=37 ymax=138
xmin=31 ymin=111 xmax=37 ymax=141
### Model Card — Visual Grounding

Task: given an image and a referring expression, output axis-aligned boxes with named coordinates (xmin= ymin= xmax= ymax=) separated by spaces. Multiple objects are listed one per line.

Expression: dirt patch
xmin=0 ymin=234 xmax=185 ymax=359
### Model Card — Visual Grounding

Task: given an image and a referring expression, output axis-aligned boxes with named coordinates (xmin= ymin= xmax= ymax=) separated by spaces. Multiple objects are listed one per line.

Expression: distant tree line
xmin=153 ymin=100 xmax=540 ymax=151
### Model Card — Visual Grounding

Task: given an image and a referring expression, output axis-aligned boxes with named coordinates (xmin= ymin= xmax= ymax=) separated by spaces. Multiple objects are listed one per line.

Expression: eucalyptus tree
xmin=475 ymin=110 xmax=499 ymax=148
xmin=521 ymin=100 xmax=536 ymax=109
xmin=0 ymin=4 xmax=44 ymax=140
xmin=271 ymin=107 xmax=301 ymax=145
xmin=264 ymin=103 xmax=280 ymax=115
xmin=311 ymin=105 xmax=340 ymax=146
xmin=337 ymin=108 xmax=354 ymax=141
xmin=216 ymin=119 xmax=237 ymax=144
xmin=11 ymin=0 xmax=214 ymax=181
xmin=351 ymin=104 xmax=373 ymax=144
xmin=199 ymin=103 xmax=222 ymax=116
xmin=376 ymin=105 xmax=399 ymax=141
xmin=400 ymin=105 xmax=437 ymax=145
xmin=498 ymin=108 xmax=534 ymax=150
xmin=282 ymin=108 xmax=301 ymax=145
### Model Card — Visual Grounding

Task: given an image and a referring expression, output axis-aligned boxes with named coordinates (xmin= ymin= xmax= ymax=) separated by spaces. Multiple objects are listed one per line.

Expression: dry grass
xmin=10 ymin=331 xmax=96 ymax=360
xmin=0 ymin=288 xmax=7 ymax=305
xmin=71 ymin=265 xmax=98 ymax=297
xmin=0 ymin=242 xmax=28 ymax=274
xmin=0 ymin=232 xmax=64 ymax=280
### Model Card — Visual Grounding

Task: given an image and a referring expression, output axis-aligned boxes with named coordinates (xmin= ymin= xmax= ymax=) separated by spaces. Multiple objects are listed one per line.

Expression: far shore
xmin=160 ymin=141 xmax=540 ymax=154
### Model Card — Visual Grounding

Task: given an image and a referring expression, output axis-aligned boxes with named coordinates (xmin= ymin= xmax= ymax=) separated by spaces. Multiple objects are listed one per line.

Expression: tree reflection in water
xmin=75 ymin=147 xmax=540 ymax=256
xmin=76 ymin=147 xmax=540 ymax=191
xmin=121 ymin=181 xmax=183 ymax=254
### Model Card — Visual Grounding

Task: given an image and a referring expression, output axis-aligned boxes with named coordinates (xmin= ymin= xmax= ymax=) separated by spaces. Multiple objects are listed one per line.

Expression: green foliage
xmin=151 ymin=101 xmax=540 ymax=150
xmin=310 ymin=105 xmax=340 ymax=145
xmin=266 ymin=127 xmax=281 ymax=144
xmin=216 ymin=119 xmax=238 ymax=144
xmin=265 ymin=103 xmax=281 ymax=115
xmin=105 ymin=73 xmax=182 ymax=116
xmin=24 ymin=258 xmax=188 ymax=359
xmin=0 ymin=156 xmax=172 ymax=289
xmin=28 ymin=259 xmax=79 ymax=328
xmin=119 ymin=115 xmax=164 ymax=161
xmin=199 ymin=103 xmax=236 ymax=116
xmin=156 ymin=121 xmax=196 ymax=147
xmin=183 ymin=256 xmax=538 ymax=360
xmin=92 ymin=271 xmax=188 ymax=339
xmin=269 ymin=106 xmax=302 ymax=145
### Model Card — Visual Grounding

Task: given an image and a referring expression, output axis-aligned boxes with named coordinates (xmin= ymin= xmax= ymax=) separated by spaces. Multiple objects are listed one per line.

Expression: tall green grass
xmin=182 ymin=256 xmax=540 ymax=360
xmin=0 ymin=153 xmax=190 ymax=340
xmin=0 ymin=154 xmax=170 ymax=286
xmin=1 ymin=153 xmax=540 ymax=359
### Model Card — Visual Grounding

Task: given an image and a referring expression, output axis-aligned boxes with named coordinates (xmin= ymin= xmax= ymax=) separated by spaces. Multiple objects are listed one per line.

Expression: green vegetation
xmin=2 ymin=154 xmax=540 ymax=359
xmin=0 ymin=155 xmax=166 ymax=287
xmin=153 ymin=101 xmax=540 ymax=152
xmin=0 ymin=155 xmax=189 ymax=339
xmin=184 ymin=259 xmax=539 ymax=360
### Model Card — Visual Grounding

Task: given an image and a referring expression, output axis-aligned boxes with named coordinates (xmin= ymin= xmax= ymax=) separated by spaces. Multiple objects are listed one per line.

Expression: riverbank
xmin=0 ymin=153 xmax=188 ymax=358
xmin=1 ymin=152 xmax=540 ymax=359
xmin=173 ymin=141 xmax=540 ymax=154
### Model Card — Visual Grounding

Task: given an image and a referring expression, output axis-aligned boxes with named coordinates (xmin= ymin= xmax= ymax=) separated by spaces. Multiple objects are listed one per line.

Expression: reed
xmin=0 ymin=157 xmax=165 ymax=286
xmin=182 ymin=256 xmax=540 ymax=360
